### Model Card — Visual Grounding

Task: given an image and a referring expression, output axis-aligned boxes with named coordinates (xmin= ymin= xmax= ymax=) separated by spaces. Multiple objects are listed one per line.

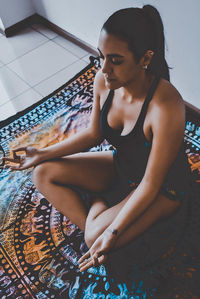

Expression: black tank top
xmin=100 ymin=76 xmax=191 ymax=195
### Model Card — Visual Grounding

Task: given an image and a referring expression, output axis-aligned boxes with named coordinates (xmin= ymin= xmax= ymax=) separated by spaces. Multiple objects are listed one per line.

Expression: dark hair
xmin=102 ymin=5 xmax=170 ymax=81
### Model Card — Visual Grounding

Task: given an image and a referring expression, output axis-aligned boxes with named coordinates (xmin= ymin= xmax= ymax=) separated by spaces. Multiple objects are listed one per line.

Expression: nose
xmin=101 ymin=58 xmax=112 ymax=74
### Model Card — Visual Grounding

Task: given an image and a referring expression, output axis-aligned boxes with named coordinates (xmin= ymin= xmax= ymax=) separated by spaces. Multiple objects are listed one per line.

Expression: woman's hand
xmin=2 ymin=146 xmax=44 ymax=170
xmin=78 ymin=229 xmax=117 ymax=272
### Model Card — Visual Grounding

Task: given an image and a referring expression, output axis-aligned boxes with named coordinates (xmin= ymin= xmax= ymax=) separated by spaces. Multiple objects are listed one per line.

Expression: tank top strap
xmin=101 ymin=89 xmax=114 ymax=113
xmin=136 ymin=76 xmax=160 ymax=129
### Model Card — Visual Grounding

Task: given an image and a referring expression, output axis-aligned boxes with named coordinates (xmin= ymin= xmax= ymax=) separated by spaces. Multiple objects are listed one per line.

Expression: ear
xmin=140 ymin=50 xmax=154 ymax=69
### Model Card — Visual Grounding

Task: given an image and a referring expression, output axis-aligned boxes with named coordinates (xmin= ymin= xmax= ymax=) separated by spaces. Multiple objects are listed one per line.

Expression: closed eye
xmin=98 ymin=55 xmax=123 ymax=65
xmin=110 ymin=57 xmax=123 ymax=65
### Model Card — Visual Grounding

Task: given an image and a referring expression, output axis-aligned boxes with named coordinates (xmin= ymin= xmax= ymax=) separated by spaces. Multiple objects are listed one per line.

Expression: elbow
xmin=140 ymin=179 xmax=161 ymax=198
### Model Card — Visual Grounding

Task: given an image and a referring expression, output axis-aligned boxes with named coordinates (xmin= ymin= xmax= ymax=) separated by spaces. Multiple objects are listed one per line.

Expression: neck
xmin=118 ymin=72 xmax=154 ymax=102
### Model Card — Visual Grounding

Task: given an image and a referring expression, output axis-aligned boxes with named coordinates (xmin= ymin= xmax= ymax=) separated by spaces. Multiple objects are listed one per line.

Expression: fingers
xmin=9 ymin=165 xmax=23 ymax=170
xmin=78 ymin=251 xmax=99 ymax=266
xmin=98 ymin=254 xmax=107 ymax=264
xmin=92 ymin=253 xmax=99 ymax=267
xmin=2 ymin=164 xmax=22 ymax=171
xmin=2 ymin=153 xmax=26 ymax=164
xmin=1 ymin=147 xmax=28 ymax=171
xmin=78 ymin=251 xmax=90 ymax=264
xmin=78 ymin=257 xmax=90 ymax=269
xmin=1 ymin=147 xmax=28 ymax=162
xmin=78 ymin=252 xmax=107 ymax=272
xmin=1 ymin=157 xmax=25 ymax=171
xmin=79 ymin=257 xmax=94 ymax=272
xmin=79 ymin=256 xmax=94 ymax=272
xmin=12 ymin=147 xmax=27 ymax=159
xmin=78 ymin=254 xmax=107 ymax=272
xmin=2 ymin=156 xmax=22 ymax=167
xmin=12 ymin=147 xmax=27 ymax=154
xmin=2 ymin=157 xmax=19 ymax=163
xmin=6 ymin=162 xmax=27 ymax=171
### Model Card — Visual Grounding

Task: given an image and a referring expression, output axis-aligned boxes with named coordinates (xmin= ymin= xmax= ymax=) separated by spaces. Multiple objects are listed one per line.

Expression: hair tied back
xmin=102 ymin=5 xmax=170 ymax=81
xmin=142 ymin=5 xmax=154 ymax=23
xmin=142 ymin=5 xmax=170 ymax=81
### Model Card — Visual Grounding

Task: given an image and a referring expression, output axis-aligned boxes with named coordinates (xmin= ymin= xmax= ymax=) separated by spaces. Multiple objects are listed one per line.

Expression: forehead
xmin=98 ymin=29 xmax=131 ymax=55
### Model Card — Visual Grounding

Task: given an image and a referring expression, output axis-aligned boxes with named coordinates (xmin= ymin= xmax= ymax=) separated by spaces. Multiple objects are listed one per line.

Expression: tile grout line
xmin=4 ymin=36 xmax=85 ymax=91
xmin=2 ymin=26 xmax=51 ymax=65
xmin=0 ymin=28 xmax=51 ymax=107
xmin=30 ymin=25 xmax=58 ymax=40
xmin=4 ymin=49 xmax=80 ymax=95
xmin=1 ymin=26 xmax=89 ymax=76
xmin=31 ymin=58 xmax=87 ymax=91
xmin=4 ymin=27 xmax=88 ymax=67
xmin=0 ymin=57 xmax=87 ymax=108
xmin=0 ymin=88 xmax=42 ymax=109
xmin=5 ymin=39 xmax=50 ymax=66
xmin=0 ymin=27 xmax=89 ymax=111
xmin=50 ymin=36 xmax=91 ymax=60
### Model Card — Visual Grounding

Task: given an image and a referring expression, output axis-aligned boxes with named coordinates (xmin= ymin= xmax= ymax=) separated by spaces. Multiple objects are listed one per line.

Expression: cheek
xmin=116 ymin=66 xmax=136 ymax=82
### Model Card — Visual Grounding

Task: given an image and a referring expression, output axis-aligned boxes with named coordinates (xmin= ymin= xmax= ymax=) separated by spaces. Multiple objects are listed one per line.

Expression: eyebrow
xmin=97 ymin=48 xmax=124 ymax=58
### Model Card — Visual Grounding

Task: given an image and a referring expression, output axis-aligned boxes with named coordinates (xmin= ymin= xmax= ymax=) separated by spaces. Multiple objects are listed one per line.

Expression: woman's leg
xmin=85 ymin=190 xmax=180 ymax=248
xmin=31 ymin=151 xmax=116 ymax=231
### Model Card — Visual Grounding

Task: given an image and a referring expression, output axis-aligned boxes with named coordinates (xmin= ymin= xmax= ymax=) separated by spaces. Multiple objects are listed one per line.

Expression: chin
xmin=105 ymin=79 xmax=121 ymax=90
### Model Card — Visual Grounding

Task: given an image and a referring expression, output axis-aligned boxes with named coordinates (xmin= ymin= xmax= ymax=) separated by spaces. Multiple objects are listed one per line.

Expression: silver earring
xmin=143 ymin=65 xmax=148 ymax=70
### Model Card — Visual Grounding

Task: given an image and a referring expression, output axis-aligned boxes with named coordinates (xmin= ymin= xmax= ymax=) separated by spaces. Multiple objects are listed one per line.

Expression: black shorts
xmin=69 ymin=149 xmax=187 ymax=211
xmin=111 ymin=149 xmax=187 ymax=204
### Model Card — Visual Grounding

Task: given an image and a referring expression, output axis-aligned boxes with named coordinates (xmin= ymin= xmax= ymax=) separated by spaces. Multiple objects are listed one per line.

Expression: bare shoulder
xmin=146 ymin=77 xmax=186 ymax=142
xmin=152 ymin=78 xmax=185 ymax=121
xmin=93 ymin=69 xmax=110 ymax=107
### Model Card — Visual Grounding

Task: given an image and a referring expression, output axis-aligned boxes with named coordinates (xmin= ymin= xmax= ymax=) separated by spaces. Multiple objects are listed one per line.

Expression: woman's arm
xmin=4 ymin=70 xmax=105 ymax=169
xmin=108 ymin=91 xmax=185 ymax=236
xmin=37 ymin=70 xmax=106 ymax=162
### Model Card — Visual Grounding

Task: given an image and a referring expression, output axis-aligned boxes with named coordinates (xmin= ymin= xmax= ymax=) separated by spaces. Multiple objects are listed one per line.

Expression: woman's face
xmin=97 ymin=29 xmax=142 ymax=90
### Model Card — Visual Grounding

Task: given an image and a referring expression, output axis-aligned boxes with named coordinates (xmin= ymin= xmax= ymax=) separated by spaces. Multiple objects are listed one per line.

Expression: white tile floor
xmin=0 ymin=23 xmax=92 ymax=121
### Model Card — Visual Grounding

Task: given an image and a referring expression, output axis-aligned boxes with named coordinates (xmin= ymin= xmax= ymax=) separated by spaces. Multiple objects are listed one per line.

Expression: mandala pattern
xmin=0 ymin=58 xmax=199 ymax=298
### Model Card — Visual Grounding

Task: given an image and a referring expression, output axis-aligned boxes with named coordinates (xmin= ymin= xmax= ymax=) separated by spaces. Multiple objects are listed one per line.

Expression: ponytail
xmin=142 ymin=5 xmax=170 ymax=81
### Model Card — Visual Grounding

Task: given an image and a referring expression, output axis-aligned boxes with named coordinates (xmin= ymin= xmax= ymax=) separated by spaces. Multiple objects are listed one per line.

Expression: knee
xmin=31 ymin=162 xmax=52 ymax=188
xmin=84 ymin=230 xmax=95 ymax=249
xmin=84 ymin=221 xmax=99 ymax=249
xmin=159 ymin=196 xmax=181 ymax=220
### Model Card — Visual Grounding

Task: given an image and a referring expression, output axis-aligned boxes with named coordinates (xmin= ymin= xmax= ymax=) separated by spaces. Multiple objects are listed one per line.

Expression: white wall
xmin=0 ymin=0 xmax=35 ymax=29
xmin=32 ymin=0 xmax=200 ymax=109
xmin=1 ymin=0 xmax=199 ymax=108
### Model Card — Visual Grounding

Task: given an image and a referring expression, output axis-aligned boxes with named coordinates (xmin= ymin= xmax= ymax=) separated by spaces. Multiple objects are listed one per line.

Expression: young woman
xmin=3 ymin=5 xmax=191 ymax=278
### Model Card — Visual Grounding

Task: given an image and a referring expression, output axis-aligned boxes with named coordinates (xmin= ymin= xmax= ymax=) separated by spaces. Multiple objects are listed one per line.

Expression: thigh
xmin=37 ymin=150 xmax=116 ymax=192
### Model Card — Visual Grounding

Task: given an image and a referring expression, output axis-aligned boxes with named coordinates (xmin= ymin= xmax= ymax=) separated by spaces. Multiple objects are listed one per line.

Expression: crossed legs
xmin=85 ymin=191 xmax=180 ymax=249
xmin=31 ymin=150 xmax=116 ymax=231
xmin=32 ymin=150 xmax=180 ymax=249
